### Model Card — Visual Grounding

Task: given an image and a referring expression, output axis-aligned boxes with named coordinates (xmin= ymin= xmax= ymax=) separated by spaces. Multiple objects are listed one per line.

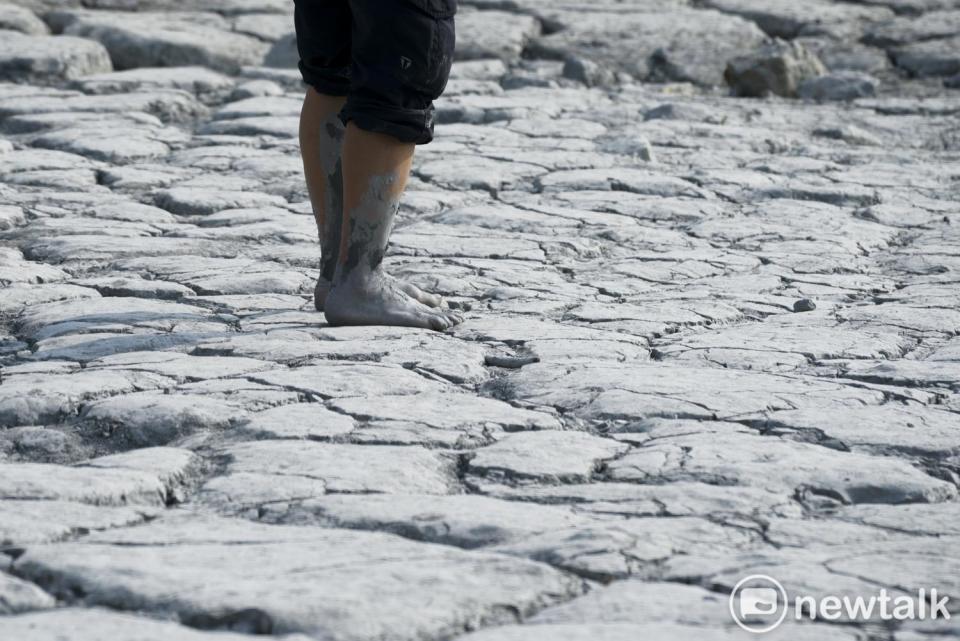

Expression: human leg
xmin=323 ymin=0 xmax=459 ymax=329
xmin=299 ymin=88 xmax=346 ymax=311
xmin=324 ymin=123 xmax=460 ymax=329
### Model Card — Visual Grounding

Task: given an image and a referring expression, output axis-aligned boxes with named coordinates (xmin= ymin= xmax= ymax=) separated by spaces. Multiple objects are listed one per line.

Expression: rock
xmin=792 ymin=298 xmax=817 ymax=311
xmin=230 ymin=78 xmax=283 ymax=100
xmin=57 ymin=10 xmax=270 ymax=74
xmin=0 ymin=426 xmax=87 ymax=464
xmin=86 ymin=352 xmax=272 ymax=383
xmin=0 ymin=500 xmax=157 ymax=545
xmin=0 ymin=369 xmax=172 ymax=427
xmin=0 ymin=609 xmax=313 ymax=641
xmin=839 ymin=304 xmax=960 ymax=335
xmin=75 ymin=66 xmax=235 ymax=101
xmin=453 ymin=622 xmax=860 ymax=641
xmin=840 ymin=359 xmax=960 ymax=390
xmin=154 ymin=187 xmax=287 ymax=215
xmin=495 ymin=479 xmax=800 ymax=519
xmin=0 ymin=572 xmax=55 ymax=614
xmin=725 ymin=39 xmax=828 ymax=97
xmin=607 ymin=429 xmax=957 ymax=505
xmin=0 ymin=5 xmax=49 ymax=35
xmin=492 ymin=515 xmax=758 ymax=581
xmin=893 ymin=35 xmax=960 ymax=77
xmin=0 ymin=454 xmax=192 ymax=507
xmin=864 ymin=9 xmax=960 ymax=48
xmin=837 ymin=502 xmax=960 ymax=537
xmin=330 ymin=392 xmax=561 ymax=432
xmin=530 ymin=581 xmax=730 ymax=626
xmin=797 ymin=37 xmax=891 ymax=73
xmin=32 ymin=121 xmax=182 ymax=164
xmin=655 ymin=310 xmax=908 ymax=370
xmin=0 ymin=89 xmax=206 ymax=123
xmin=467 ymin=431 xmax=630 ymax=485
xmin=506 ymin=362 xmax=884 ymax=421
xmin=218 ymin=440 xmax=461 ymax=495
xmin=248 ymin=362 xmax=451 ymax=399
xmin=0 ymin=204 xmax=25 ymax=229
xmin=450 ymin=59 xmax=508 ymax=81
xmin=70 ymin=275 xmax=194 ymax=300
xmin=562 ymin=56 xmax=617 ymax=87
xmin=236 ymin=402 xmax=357 ymax=440
xmin=705 ymin=0 xmax=894 ymax=39
xmin=231 ymin=12 xmax=294 ymax=42
xmin=0 ymin=283 xmax=99 ymax=312
xmin=456 ymin=10 xmax=540 ymax=61
xmin=263 ymin=32 xmax=297 ymax=68
xmin=80 ymin=393 xmax=248 ymax=448
xmin=0 ymin=32 xmax=112 ymax=84
xmin=16 ymin=296 xmax=219 ymax=341
xmin=813 ymin=124 xmax=882 ymax=145
xmin=268 ymin=493 xmax=592 ymax=546
xmin=798 ymin=71 xmax=879 ymax=100
xmin=531 ymin=8 xmax=766 ymax=86
xmin=13 ymin=517 xmax=585 ymax=640
xmin=538 ymin=168 xmax=708 ymax=198
xmin=760 ymin=405 xmax=960 ymax=457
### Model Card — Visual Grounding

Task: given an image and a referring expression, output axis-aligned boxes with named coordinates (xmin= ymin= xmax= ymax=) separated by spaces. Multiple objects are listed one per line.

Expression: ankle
xmin=331 ymin=264 xmax=377 ymax=290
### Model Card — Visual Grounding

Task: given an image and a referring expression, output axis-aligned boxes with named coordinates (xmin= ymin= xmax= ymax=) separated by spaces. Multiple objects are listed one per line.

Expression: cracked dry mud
xmin=0 ymin=0 xmax=959 ymax=639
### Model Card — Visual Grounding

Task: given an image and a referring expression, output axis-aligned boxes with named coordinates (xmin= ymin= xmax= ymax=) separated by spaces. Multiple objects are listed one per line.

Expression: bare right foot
xmin=324 ymin=269 xmax=462 ymax=331
xmin=314 ymin=274 xmax=442 ymax=312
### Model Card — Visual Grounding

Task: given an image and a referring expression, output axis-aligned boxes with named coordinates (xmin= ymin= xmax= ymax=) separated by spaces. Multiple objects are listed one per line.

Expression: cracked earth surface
xmin=1 ymin=0 xmax=959 ymax=639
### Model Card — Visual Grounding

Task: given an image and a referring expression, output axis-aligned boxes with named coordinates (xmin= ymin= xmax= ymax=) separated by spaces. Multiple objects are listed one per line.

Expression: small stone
xmin=793 ymin=298 xmax=817 ymax=312
xmin=799 ymin=71 xmax=879 ymax=101
xmin=725 ymin=39 xmax=827 ymax=97
xmin=812 ymin=124 xmax=882 ymax=146
xmin=230 ymin=79 xmax=283 ymax=100
xmin=562 ymin=56 xmax=617 ymax=88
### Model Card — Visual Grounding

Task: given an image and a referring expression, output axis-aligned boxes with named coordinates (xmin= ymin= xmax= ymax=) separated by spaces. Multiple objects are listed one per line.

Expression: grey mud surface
xmin=1 ymin=0 xmax=959 ymax=640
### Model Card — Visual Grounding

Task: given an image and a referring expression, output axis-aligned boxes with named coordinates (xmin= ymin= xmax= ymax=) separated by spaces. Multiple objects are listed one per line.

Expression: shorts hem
xmin=340 ymin=106 xmax=435 ymax=145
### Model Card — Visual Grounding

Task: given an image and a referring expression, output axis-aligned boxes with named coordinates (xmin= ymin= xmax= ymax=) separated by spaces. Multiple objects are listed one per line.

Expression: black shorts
xmin=294 ymin=0 xmax=457 ymax=145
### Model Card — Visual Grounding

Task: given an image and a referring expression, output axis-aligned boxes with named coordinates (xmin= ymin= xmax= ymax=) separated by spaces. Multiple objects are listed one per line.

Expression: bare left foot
xmin=314 ymin=274 xmax=442 ymax=311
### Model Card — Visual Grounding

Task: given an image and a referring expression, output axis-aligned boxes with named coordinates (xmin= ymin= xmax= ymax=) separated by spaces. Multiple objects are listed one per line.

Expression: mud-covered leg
xmin=299 ymin=88 xmax=346 ymax=311
xmin=300 ymin=89 xmax=442 ymax=311
xmin=324 ymin=123 xmax=462 ymax=331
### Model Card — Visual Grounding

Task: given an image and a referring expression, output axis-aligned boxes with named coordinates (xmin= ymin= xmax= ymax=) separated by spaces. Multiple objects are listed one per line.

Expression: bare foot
xmin=324 ymin=270 xmax=462 ymax=331
xmin=314 ymin=274 xmax=442 ymax=312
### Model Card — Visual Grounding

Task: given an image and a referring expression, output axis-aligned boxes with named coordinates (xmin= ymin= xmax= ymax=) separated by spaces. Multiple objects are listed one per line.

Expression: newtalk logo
xmin=729 ymin=575 xmax=951 ymax=634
